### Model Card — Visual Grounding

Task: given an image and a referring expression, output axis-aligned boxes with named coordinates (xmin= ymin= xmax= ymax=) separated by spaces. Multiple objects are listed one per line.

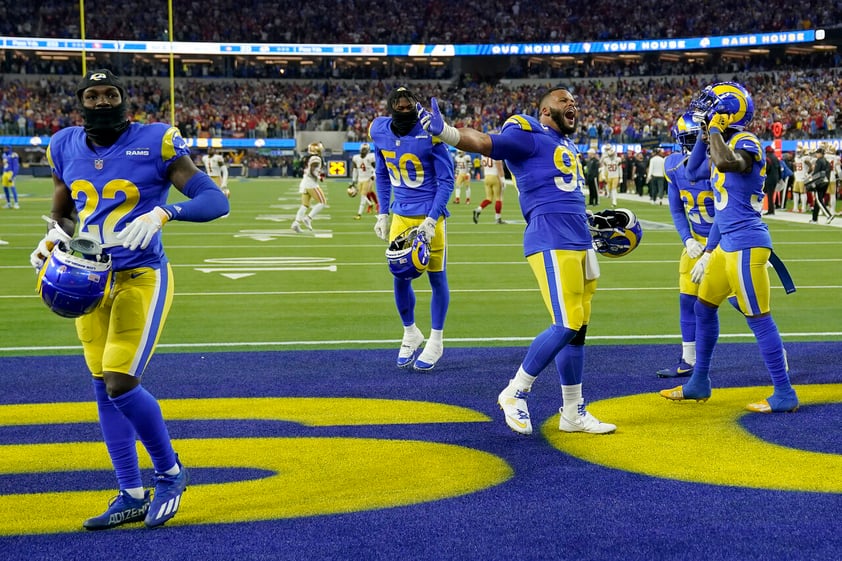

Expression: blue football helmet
xmin=36 ymin=238 xmax=112 ymax=318
xmin=690 ymin=82 xmax=754 ymax=132
xmin=386 ymin=227 xmax=430 ymax=280
xmin=671 ymin=110 xmax=700 ymax=153
xmin=589 ymin=208 xmax=643 ymax=258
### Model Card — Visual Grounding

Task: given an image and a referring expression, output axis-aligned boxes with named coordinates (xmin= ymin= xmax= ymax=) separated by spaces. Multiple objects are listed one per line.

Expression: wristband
xmin=437 ymin=124 xmax=462 ymax=146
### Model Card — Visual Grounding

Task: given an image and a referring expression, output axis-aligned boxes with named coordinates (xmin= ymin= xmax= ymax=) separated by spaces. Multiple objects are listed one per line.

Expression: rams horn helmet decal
xmin=385 ymin=227 xmax=430 ymax=280
xmin=588 ymin=208 xmax=643 ymax=258
xmin=690 ymin=81 xmax=754 ymax=132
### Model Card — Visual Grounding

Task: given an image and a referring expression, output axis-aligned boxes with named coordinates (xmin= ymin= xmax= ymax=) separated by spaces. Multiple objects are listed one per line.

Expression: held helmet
xmin=690 ymin=81 xmax=754 ymax=132
xmin=385 ymin=227 xmax=430 ymax=280
xmin=588 ymin=208 xmax=643 ymax=258
xmin=36 ymin=238 xmax=113 ymax=318
xmin=671 ymin=110 xmax=701 ymax=152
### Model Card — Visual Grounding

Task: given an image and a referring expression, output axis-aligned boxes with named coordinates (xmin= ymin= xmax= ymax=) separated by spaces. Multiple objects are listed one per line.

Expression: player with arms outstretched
xmin=418 ymin=87 xmax=616 ymax=435
xmin=370 ymin=87 xmax=454 ymax=371
xmin=29 ymin=69 xmax=230 ymax=530
xmin=660 ymin=82 xmax=797 ymax=413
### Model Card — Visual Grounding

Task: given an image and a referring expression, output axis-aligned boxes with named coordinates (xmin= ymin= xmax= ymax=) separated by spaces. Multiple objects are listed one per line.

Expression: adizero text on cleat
xmin=83 ymin=490 xmax=150 ymax=531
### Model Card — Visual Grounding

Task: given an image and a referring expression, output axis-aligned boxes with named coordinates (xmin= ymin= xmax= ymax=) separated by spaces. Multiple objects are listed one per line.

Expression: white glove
xmin=416 ymin=98 xmax=461 ymax=146
xmin=417 ymin=217 xmax=437 ymax=240
xmin=116 ymin=207 xmax=170 ymax=250
xmin=29 ymin=223 xmax=72 ymax=272
xmin=684 ymin=238 xmax=705 ymax=259
xmin=374 ymin=214 xmax=390 ymax=241
xmin=690 ymin=252 xmax=711 ymax=284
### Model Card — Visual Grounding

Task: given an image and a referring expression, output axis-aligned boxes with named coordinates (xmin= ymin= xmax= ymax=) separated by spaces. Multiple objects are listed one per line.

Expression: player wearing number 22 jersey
xmin=47 ymin=123 xmax=192 ymax=270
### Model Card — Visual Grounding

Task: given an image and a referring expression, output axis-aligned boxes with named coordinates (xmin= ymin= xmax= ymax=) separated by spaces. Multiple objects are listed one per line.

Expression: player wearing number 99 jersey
xmin=417 ymin=87 xmax=616 ymax=435
xmin=33 ymin=69 xmax=229 ymax=530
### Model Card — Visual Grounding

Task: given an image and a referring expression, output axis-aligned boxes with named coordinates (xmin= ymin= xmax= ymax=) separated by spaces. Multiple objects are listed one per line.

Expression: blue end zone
xmin=0 ymin=342 xmax=838 ymax=560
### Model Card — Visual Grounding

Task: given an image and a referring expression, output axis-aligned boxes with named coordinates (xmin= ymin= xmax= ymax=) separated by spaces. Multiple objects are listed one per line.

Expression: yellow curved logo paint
xmin=0 ymin=398 xmax=512 ymax=535
xmin=542 ymin=384 xmax=842 ymax=493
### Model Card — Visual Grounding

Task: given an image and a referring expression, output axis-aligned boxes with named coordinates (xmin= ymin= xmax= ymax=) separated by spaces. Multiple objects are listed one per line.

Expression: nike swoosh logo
xmin=130 ymin=271 xmax=147 ymax=279
xmin=676 ymin=367 xmax=693 ymax=374
xmin=507 ymin=416 xmax=528 ymax=429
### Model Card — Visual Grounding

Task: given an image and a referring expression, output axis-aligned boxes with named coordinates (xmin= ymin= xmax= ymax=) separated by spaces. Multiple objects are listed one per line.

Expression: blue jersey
xmin=489 ymin=115 xmax=590 ymax=256
xmin=710 ymin=131 xmax=771 ymax=251
xmin=370 ymin=117 xmax=453 ymax=220
xmin=46 ymin=123 xmax=191 ymax=271
xmin=665 ymin=152 xmax=714 ymax=244
xmin=3 ymin=149 xmax=19 ymax=175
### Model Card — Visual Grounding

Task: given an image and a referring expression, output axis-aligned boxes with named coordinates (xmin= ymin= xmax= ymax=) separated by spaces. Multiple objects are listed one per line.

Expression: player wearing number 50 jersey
xmin=30 ymin=69 xmax=229 ymax=530
xmin=418 ymin=87 xmax=617 ymax=436
xmin=370 ymin=87 xmax=454 ymax=371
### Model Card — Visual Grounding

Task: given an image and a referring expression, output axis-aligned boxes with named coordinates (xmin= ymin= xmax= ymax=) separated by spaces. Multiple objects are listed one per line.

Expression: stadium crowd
xmin=1 ymin=68 xmax=839 ymax=146
xmin=3 ymin=0 xmax=840 ymax=45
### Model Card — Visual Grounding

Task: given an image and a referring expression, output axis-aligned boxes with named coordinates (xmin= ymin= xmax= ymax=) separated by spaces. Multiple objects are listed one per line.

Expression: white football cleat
xmin=498 ymin=383 xmax=532 ymax=435
xmin=558 ymin=401 xmax=616 ymax=434
xmin=302 ymin=216 xmax=313 ymax=230
xmin=291 ymin=221 xmax=302 ymax=233
xmin=396 ymin=327 xmax=424 ymax=368
xmin=414 ymin=340 xmax=443 ymax=371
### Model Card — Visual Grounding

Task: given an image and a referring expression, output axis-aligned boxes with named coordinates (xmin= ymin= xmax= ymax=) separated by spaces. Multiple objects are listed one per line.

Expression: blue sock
xmin=427 ymin=271 xmax=450 ymax=330
xmin=555 ymin=344 xmax=584 ymax=386
xmin=110 ymin=385 xmax=177 ymax=474
xmin=522 ymin=325 xmax=577 ymax=376
xmin=679 ymin=293 xmax=697 ymax=343
xmin=685 ymin=301 xmax=718 ymax=396
xmin=10 ymin=188 xmax=18 ymax=203
xmin=745 ymin=315 xmax=793 ymax=393
xmin=2 ymin=187 xmax=9 ymax=202
xmin=92 ymin=378 xmax=142 ymax=491
xmin=394 ymin=277 xmax=415 ymax=326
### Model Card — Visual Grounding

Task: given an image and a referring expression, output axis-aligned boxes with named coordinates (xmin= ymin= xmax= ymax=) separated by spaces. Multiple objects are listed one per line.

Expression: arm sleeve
xmin=685 ymin=134 xmax=710 ymax=180
xmin=666 ymin=176 xmax=692 ymax=243
xmin=426 ymin=141 xmax=455 ymax=220
xmin=163 ymin=172 xmax=230 ymax=222
xmin=488 ymin=128 xmax=536 ymax=162
xmin=374 ymin=149 xmax=391 ymax=214
xmin=704 ymin=222 xmax=721 ymax=252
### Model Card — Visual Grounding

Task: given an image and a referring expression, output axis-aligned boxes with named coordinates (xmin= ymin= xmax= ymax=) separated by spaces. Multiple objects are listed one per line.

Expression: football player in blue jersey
xmin=2 ymin=145 xmax=20 ymax=208
xmin=660 ymin=82 xmax=798 ymax=413
xmin=418 ymin=87 xmax=616 ymax=435
xmin=656 ymin=111 xmax=713 ymax=378
xmin=29 ymin=69 xmax=230 ymax=529
xmin=370 ymin=87 xmax=454 ymax=371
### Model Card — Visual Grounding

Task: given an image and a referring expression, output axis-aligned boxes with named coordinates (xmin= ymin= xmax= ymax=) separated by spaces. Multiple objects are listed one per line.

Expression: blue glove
xmin=417 ymin=98 xmax=444 ymax=136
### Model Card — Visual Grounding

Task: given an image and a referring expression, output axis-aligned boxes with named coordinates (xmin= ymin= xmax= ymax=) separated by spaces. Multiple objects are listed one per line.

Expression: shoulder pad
xmin=502 ymin=115 xmax=542 ymax=133
xmin=730 ymin=132 xmax=761 ymax=159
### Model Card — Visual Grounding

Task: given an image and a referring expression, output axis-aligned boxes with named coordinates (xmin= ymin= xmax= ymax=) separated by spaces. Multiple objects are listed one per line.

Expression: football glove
xmin=116 ymin=207 xmax=170 ymax=250
xmin=374 ymin=213 xmax=390 ymax=241
xmin=684 ymin=238 xmax=705 ymax=260
xmin=417 ymin=217 xmax=437 ymax=240
xmin=690 ymin=252 xmax=711 ymax=284
xmin=30 ymin=221 xmax=72 ymax=272
xmin=707 ymin=113 xmax=733 ymax=134
xmin=417 ymin=98 xmax=461 ymax=146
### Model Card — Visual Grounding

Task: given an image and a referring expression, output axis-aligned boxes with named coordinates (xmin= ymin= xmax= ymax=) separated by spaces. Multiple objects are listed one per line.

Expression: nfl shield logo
xmin=94 ymin=159 xmax=104 ymax=170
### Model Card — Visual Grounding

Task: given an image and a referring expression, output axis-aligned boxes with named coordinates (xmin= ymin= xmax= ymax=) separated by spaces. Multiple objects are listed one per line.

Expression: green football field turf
xmin=1 ymin=174 xmax=839 ymax=356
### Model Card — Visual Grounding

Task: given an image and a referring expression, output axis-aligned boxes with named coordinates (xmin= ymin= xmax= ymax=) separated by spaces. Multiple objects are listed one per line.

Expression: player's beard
xmin=549 ymin=107 xmax=575 ymax=135
xmin=82 ymin=102 xmax=130 ymax=146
